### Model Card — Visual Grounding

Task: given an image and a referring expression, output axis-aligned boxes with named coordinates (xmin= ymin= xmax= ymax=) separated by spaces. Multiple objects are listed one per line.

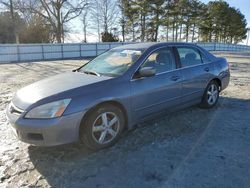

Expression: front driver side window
xmin=141 ymin=47 xmax=176 ymax=74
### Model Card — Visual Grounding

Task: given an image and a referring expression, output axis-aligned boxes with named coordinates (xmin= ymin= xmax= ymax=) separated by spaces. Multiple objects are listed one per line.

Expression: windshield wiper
xmin=82 ymin=70 xmax=101 ymax=77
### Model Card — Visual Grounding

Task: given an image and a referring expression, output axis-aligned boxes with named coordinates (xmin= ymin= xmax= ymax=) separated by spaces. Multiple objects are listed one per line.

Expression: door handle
xmin=204 ymin=67 xmax=210 ymax=72
xmin=171 ymin=75 xmax=180 ymax=81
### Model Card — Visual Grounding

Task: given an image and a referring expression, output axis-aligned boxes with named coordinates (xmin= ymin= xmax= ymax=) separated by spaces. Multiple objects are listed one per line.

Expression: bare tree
xmin=89 ymin=0 xmax=101 ymax=42
xmin=90 ymin=0 xmax=119 ymax=41
xmin=100 ymin=0 xmax=119 ymax=32
xmin=82 ymin=9 xmax=88 ymax=42
xmin=81 ymin=1 xmax=91 ymax=43
xmin=17 ymin=0 xmax=88 ymax=43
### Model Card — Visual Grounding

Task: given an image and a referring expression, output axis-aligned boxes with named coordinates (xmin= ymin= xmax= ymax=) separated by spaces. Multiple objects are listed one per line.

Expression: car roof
xmin=112 ymin=42 xmax=216 ymax=61
xmin=113 ymin=42 xmax=157 ymax=50
xmin=113 ymin=42 xmax=198 ymax=50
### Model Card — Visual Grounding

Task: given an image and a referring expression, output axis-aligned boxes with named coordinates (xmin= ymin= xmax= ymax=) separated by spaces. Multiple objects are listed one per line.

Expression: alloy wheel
xmin=207 ymin=84 xmax=219 ymax=105
xmin=92 ymin=112 xmax=120 ymax=145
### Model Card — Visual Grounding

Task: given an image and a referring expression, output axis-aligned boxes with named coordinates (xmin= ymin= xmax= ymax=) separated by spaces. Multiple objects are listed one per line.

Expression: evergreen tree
xmin=101 ymin=31 xmax=119 ymax=42
xmin=147 ymin=0 xmax=165 ymax=41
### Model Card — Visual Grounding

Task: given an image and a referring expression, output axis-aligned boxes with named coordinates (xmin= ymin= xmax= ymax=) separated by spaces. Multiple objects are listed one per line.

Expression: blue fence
xmin=197 ymin=42 xmax=250 ymax=51
xmin=0 ymin=42 xmax=249 ymax=63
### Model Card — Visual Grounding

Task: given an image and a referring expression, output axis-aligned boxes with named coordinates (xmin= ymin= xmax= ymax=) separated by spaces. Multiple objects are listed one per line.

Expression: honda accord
xmin=6 ymin=42 xmax=230 ymax=150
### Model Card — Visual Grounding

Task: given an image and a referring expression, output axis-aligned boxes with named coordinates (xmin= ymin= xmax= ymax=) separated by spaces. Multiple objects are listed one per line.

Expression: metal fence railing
xmin=197 ymin=42 xmax=250 ymax=52
xmin=0 ymin=42 xmax=249 ymax=63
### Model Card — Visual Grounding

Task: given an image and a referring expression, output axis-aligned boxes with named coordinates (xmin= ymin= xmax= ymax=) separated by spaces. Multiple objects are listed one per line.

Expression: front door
xmin=130 ymin=47 xmax=182 ymax=120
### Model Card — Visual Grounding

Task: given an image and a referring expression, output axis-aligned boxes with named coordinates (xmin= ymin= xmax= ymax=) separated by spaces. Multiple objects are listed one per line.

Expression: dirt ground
xmin=0 ymin=52 xmax=249 ymax=188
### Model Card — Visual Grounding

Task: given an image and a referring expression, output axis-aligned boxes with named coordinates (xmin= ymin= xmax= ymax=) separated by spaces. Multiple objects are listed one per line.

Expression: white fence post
xmin=41 ymin=44 xmax=45 ymax=60
xmin=17 ymin=45 xmax=20 ymax=62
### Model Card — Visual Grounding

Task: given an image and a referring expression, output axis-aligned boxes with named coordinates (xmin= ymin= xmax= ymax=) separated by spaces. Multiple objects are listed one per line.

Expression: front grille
xmin=9 ymin=102 xmax=24 ymax=116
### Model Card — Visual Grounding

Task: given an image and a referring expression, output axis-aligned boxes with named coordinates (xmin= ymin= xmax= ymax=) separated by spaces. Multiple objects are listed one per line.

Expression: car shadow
xmin=28 ymin=96 xmax=249 ymax=188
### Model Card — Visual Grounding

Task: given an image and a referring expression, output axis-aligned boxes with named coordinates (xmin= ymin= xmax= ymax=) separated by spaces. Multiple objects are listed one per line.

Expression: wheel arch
xmin=210 ymin=78 xmax=222 ymax=91
xmin=79 ymin=100 xmax=129 ymax=134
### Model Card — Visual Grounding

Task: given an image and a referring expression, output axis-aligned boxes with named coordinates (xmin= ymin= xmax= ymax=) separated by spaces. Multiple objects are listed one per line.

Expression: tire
xmin=80 ymin=104 xmax=125 ymax=150
xmin=199 ymin=80 xmax=220 ymax=109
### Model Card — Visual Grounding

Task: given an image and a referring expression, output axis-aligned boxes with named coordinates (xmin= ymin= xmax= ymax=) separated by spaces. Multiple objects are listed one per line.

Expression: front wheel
xmin=80 ymin=104 xmax=125 ymax=150
xmin=200 ymin=81 xmax=220 ymax=108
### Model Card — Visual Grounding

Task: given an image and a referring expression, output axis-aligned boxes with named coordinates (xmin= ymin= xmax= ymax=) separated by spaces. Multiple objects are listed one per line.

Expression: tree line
xmin=120 ymin=0 xmax=247 ymax=44
xmin=0 ymin=0 xmax=247 ymax=44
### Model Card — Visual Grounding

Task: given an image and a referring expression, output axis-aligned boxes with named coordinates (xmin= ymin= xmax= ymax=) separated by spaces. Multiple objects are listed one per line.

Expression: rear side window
xmin=177 ymin=47 xmax=202 ymax=67
xmin=200 ymin=52 xmax=211 ymax=63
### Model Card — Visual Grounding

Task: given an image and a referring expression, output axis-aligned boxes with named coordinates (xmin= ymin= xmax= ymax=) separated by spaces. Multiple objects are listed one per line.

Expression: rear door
xmin=130 ymin=47 xmax=182 ymax=120
xmin=175 ymin=46 xmax=214 ymax=104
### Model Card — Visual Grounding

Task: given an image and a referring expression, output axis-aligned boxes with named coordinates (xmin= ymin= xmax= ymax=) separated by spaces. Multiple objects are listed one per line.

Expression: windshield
xmin=79 ymin=49 xmax=144 ymax=77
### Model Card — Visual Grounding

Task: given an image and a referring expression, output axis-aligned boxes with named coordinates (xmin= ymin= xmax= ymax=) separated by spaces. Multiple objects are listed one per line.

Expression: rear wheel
xmin=80 ymin=104 xmax=125 ymax=150
xmin=200 ymin=81 xmax=220 ymax=108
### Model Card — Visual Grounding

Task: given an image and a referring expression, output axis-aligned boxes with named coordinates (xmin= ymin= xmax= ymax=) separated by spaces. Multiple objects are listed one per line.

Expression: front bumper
xmin=6 ymin=104 xmax=85 ymax=146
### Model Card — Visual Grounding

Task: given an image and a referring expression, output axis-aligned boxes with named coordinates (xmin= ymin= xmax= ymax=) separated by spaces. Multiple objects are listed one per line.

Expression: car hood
xmin=12 ymin=72 xmax=111 ymax=110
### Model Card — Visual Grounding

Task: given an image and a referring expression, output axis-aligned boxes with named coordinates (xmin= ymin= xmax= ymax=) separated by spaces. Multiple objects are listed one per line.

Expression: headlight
xmin=25 ymin=99 xmax=71 ymax=119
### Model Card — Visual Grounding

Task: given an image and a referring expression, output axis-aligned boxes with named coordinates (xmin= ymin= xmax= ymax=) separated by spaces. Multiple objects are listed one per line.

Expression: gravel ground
xmin=0 ymin=53 xmax=249 ymax=188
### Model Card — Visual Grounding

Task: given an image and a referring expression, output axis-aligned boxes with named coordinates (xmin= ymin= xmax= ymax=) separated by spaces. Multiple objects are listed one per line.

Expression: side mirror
xmin=138 ymin=67 xmax=156 ymax=77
